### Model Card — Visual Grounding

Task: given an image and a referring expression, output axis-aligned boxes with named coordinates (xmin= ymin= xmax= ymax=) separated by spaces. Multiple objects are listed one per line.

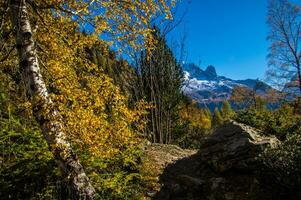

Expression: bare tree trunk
xmin=297 ymin=64 xmax=301 ymax=94
xmin=149 ymin=62 xmax=156 ymax=143
xmin=154 ymin=96 xmax=161 ymax=143
xmin=165 ymin=110 xmax=170 ymax=144
xmin=168 ymin=116 xmax=172 ymax=144
xmin=168 ymin=109 xmax=172 ymax=144
xmin=9 ymin=0 xmax=95 ymax=199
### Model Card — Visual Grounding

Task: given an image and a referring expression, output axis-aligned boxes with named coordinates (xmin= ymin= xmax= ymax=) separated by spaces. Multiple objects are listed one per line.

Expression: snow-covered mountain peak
xmin=182 ymin=63 xmax=270 ymax=106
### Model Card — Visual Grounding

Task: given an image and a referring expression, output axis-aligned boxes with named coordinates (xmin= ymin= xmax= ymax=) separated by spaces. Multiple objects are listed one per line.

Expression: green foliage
xmin=260 ymin=134 xmax=301 ymax=197
xmin=235 ymin=108 xmax=270 ymax=131
xmin=86 ymin=46 xmax=138 ymax=105
xmin=0 ymin=109 xmax=59 ymax=199
xmin=221 ymin=101 xmax=235 ymax=120
xmin=213 ymin=101 xmax=235 ymax=127
xmin=83 ymin=147 xmax=145 ymax=200
xmin=0 ymin=129 xmax=57 ymax=199
xmin=236 ymin=99 xmax=301 ymax=197
xmin=213 ymin=107 xmax=223 ymax=127
xmin=236 ymin=103 xmax=301 ymax=140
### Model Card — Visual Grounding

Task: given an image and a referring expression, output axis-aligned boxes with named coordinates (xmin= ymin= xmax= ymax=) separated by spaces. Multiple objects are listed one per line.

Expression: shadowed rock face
xmin=205 ymin=65 xmax=217 ymax=79
xmin=199 ymin=121 xmax=279 ymax=173
xmin=150 ymin=121 xmax=282 ymax=200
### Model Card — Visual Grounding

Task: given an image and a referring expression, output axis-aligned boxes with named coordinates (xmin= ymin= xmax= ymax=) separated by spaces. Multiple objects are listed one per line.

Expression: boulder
xmin=199 ymin=120 xmax=279 ymax=172
xmin=149 ymin=121 xmax=281 ymax=199
xmin=177 ymin=175 xmax=205 ymax=189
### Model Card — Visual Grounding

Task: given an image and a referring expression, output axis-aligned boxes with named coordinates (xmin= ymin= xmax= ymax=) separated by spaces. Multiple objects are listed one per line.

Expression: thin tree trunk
xmin=9 ymin=0 xmax=95 ymax=199
xmin=165 ymin=110 xmax=169 ymax=144
xmin=149 ymin=62 xmax=156 ymax=143
xmin=168 ymin=116 xmax=172 ymax=144
xmin=297 ymin=64 xmax=301 ymax=94
xmin=168 ymin=108 xmax=172 ymax=144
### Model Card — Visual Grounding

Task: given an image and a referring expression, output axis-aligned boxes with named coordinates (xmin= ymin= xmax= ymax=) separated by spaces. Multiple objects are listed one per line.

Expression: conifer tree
xmin=213 ymin=107 xmax=224 ymax=127
xmin=221 ymin=101 xmax=235 ymax=121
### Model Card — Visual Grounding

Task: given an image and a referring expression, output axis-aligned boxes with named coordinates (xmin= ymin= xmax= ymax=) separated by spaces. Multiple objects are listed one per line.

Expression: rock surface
xmin=143 ymin=121 xmax=281 ymax=200
xmin=141 ymin=143 xmax=197 ymax=198
xmin=199 ymin=120 xmax=279 ymax=172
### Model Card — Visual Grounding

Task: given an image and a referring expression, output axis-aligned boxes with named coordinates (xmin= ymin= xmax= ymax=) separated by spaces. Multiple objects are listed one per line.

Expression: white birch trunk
xmin=9 ymin=0 xmax=95 ymax=199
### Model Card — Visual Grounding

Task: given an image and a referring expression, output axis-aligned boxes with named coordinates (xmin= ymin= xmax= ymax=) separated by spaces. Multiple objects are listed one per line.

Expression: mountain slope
xmin=182 ymin=63 xmax=271 ymax=106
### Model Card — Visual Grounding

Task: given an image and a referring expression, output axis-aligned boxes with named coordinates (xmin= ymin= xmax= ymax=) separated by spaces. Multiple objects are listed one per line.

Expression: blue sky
xmin=167 ymin=0 xmax=270 ymax=80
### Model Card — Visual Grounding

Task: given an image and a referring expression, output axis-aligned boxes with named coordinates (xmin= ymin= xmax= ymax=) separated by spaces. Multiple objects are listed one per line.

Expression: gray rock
xmin=152 ymin=121 xmax=281 ymax=200
xmin=210 ymin=177 xmax=225 ymax=191
xmin=177 ymin=175 xmax=205 ymax=189
xmin=146 ymin=190 xmax=158 ymax=197
xmin=199 ymin=121 xmax=279 ymax=172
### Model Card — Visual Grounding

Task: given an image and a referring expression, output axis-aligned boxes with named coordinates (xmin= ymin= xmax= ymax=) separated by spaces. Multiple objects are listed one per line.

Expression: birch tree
xmin=8 ymin=0 xmax=95 ymax=199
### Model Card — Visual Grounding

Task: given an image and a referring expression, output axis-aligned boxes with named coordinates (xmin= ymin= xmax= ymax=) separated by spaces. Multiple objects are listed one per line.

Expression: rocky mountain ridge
xmin=182 ymin=63 xmax=271 ymax=107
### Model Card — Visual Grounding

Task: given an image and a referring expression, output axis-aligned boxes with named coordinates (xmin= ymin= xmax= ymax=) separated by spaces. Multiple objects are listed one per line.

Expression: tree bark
xmin=296 ymin=64 xmax=301 ymax=94
xmin=9 ymin=0 xmax=96 ymax=199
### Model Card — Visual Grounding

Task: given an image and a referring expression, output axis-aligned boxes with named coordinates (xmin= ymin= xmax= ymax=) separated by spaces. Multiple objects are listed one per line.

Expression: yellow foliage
xmin=33 ymin=0 xmax=176 ymax=55
xmin=179 ymin=103 xmax=212 ymax=130
xmin=1 ymin=0 xmax=175 ymax=197
xmin=24 ymin=12 xmax=145 ymax=160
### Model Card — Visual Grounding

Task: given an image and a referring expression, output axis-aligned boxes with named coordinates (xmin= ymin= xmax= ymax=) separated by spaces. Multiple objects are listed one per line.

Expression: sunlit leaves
xmin=39 ymin=0 xmax=176 ymax=56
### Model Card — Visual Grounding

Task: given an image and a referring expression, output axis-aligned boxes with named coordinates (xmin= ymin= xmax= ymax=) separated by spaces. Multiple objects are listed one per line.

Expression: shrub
xmin=235 ymin=103 xmax=301 ymax=140
xmin=260 ymin=134 xmax=301 ymax=198
xmin=235 ymin=100 xmax=301 ymax=198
